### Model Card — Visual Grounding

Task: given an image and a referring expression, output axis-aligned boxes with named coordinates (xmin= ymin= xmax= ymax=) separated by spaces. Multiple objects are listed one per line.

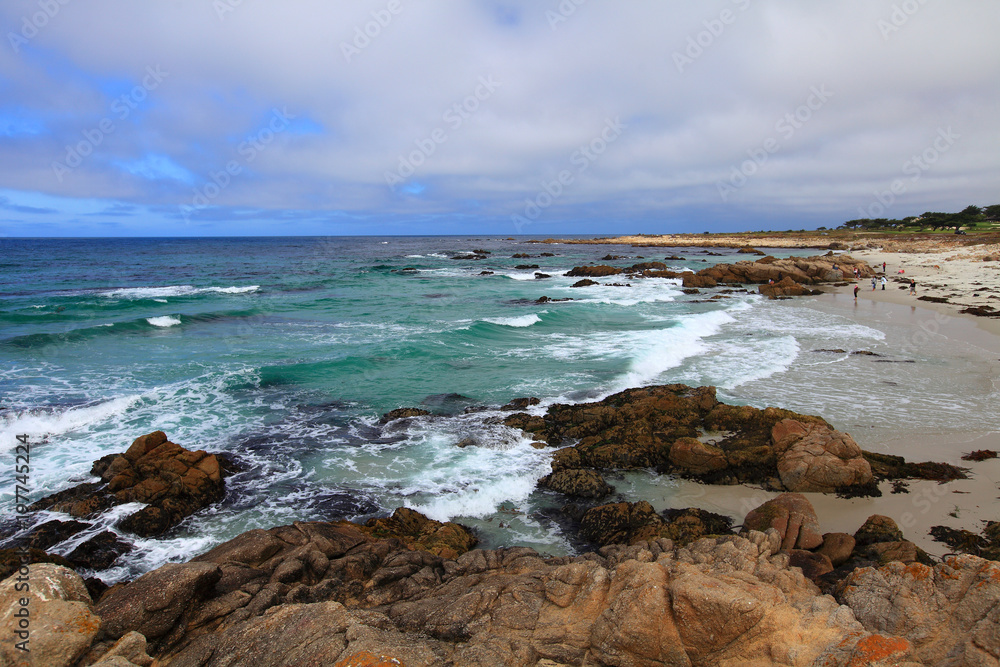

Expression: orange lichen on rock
xmin=335 ymin=650 xmax=403 ymax=667
xmin=847 ymin=634 xmax=912 ymax=666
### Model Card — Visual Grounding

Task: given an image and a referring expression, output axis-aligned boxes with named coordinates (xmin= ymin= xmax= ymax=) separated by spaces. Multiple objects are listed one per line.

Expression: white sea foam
xmin=153 ymin=298 xmax=168 ymax=303
xmin=100 ymin=285 xmax=259 ymax=299
xmin=609 ymin=308 xmax=735 ymax=393
xmin=147 ymin=316 xmax=181 ymax=327
xmin=205 ymin=285 xmax=259 ymax=294
xmin=0 ymin=395 xmax=143 ymax=454
xmin=482 ymin=313 xmax=543 ymax=328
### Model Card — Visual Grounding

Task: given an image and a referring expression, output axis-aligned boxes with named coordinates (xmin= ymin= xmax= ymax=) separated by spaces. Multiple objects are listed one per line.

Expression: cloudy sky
xmin=1 ymin=1 xmax=998 ymax=237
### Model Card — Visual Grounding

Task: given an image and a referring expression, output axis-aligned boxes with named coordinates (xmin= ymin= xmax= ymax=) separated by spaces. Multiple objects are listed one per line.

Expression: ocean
xmin=2 ymin=236 xmax=998 ymax=582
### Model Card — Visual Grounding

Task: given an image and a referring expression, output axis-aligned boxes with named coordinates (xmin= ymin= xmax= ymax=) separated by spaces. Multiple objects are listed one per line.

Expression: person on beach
xmin=854 ymin=284 xmax=859 ymax=301
xmin=909 ymin=279 xmax=916 ymax=295
xmin=871 ymin=277 xmax=877 ymax=291
xmin=881 ymin=276 xmax=887 ymax=290
xmin=883 ymin=261 xmax=886 ymax=272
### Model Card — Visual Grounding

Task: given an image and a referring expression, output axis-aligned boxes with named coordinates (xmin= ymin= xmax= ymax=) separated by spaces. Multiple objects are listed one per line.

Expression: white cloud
xmin=1 ymin=0 xmax=998 ymax=234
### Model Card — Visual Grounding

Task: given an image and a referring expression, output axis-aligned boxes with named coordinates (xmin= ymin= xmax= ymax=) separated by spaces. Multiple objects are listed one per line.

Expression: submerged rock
xmin=379 ymin=407 xmax=431 ymax=423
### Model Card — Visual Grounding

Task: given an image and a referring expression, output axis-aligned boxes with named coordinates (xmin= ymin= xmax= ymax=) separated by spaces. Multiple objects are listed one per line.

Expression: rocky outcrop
xmin=11 ymin=503 xmax=1000 ymax=666
xmin=29 ymin=432 xmax=226 ymax=539
xmin=88 ymin=509 xmax=477 ymax=659
xmin=694 ymin=253 xmax=873 ymax=286
xmin=507 ymin=384 xmax=963 ymax=498
xmin=837 ymin=554 xmax=1000 ymax=666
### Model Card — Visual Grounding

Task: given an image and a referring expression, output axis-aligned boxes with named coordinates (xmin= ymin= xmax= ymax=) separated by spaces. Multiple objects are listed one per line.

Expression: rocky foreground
xmin=3 ymin=499 xmax=999 ymax=667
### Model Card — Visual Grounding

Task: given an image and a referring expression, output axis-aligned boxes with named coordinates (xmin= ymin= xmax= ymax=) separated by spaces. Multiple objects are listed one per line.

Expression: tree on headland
xmin=836 ymin=205 xmax=996 ymax=232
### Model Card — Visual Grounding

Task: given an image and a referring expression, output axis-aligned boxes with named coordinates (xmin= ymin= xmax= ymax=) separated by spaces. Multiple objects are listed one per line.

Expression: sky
xmin=1 ymin=1 xmax=998 ymax=237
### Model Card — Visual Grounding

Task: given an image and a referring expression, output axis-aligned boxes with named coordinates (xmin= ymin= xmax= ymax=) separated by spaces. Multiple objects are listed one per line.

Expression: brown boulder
xmin=30 ymin=432 xmax=226 ymax=539
xmin=681 ymin=272 xmax=718 ymax=288
xmin=865 ymin=540 xmax=921 ymax=565
xmin=668 ymin=437 xmax=728 ymax=474
xmin=772 ymin=418 xmax=873 ymax=492
xmin=817 ymin=532 xmax=856 ymax=567
xmin=787 ymin=549 xmax=834 ymax=580
xmin=759 ymin=276 xmax=810 ymax=299
xmin=854 ymin=514 xmax=904 ymax=546
xmin=742 ymin=493 xmax=823 ymax=551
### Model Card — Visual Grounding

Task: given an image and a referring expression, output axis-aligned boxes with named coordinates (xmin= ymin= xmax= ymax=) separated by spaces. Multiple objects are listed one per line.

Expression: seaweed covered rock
xmin=538 ymin=469 xmax=614 ymax=499
xmin=579 ymin=501 xmax=734 ymax=547
xmin=361 ymin=507 xmax=477 ymax=559
xmin=379 ymin=407 xmax=431 ymax=423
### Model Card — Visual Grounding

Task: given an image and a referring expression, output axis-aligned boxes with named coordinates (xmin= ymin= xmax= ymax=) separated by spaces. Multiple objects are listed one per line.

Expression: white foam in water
xmin=100 ymin=285 xmax=258 ymax=299
xmin=153 ymin=298 xmax=168 ymax=303
xmin=406 ymin=437 xmax=553 ymax=522
xmin=609 ymin=308 xmax=736 ymax=393
xmin=482 ymin=313 xmax=543 ymax=328
xmin=500 ymin=272 xmax=541 ymax=281
xmin=147 ymin=316 xmax=182 ymax=327
xmin=686 ymin=334 xmax=802 ymax=390
xmin=205 ymin=285 xmax=259 ymax=294
xmin=0 ymin=395 xmax=143 ymax=454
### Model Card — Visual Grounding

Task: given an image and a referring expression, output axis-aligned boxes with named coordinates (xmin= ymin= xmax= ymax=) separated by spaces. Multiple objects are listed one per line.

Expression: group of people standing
xmin=852 ymin=260 xmax=916 ymax=300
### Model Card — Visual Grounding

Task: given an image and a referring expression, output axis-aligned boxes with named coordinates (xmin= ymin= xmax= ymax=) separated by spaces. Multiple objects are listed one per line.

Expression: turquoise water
xmin=2 ymin=236 xmax=998 ymax=581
